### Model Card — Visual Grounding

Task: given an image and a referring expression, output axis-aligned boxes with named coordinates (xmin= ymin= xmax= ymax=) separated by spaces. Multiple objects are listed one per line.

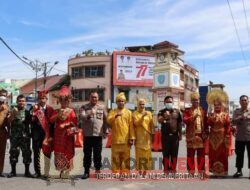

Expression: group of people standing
xmin=0 ymin=86 xmax=249 ymax=181
xmin=0 ymin=86 xmax=79 ymax=179
xmin=158 ymin=90 xmax=250 ymax=179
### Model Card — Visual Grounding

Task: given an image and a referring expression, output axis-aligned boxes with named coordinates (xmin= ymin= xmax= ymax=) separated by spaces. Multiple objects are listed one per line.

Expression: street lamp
xmin=22 ymin=56 xmax=59 ymax=102
xmin=43 ymin=61 xmax=59 ymax=89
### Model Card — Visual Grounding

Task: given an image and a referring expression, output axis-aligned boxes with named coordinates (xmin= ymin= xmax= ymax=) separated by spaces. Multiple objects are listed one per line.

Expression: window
xmin=85 ymin=66 xmax=104 ymax=78
xmin=195 ymin=78 xmax=199 ymax=88
xmin=72 ymin=88 xmax=105 ymax=102
xmin=190 ymin=77 xmax=194 ymax=86
xmin=72 ymin=67 xmax=84 ymax=79
xmin=184 ymin=74 xmax=188 ymax=84
xmin=72 ymin=65 xmax=104 ymax=79
xmin=180 ymin=70 xmax=184 ymax=81
xmin=72 ymin=89 xmax=84 ymax=101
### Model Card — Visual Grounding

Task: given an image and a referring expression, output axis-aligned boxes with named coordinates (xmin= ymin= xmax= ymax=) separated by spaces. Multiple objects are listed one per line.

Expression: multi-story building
xmin=183 ymin=63 xmax=199 ymax=108
xmin=150 ymin=41 xmax=199 ymax=114
xmin=68 ymin=41 xmax=199 ymax=113
xmin=68 ymin=54 xmax=112 ymax=109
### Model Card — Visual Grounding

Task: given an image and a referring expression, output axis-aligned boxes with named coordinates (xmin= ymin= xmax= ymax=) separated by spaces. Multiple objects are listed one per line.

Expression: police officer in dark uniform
xmin=158 ymin=95 xmax=182 ymax=173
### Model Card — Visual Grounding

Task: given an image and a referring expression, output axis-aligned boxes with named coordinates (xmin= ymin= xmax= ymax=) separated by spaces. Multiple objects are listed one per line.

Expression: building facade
xmin=68 ymin=55 xmax=112 ymax=109
xmin=151 ymin=41 xmax=199 ymax=115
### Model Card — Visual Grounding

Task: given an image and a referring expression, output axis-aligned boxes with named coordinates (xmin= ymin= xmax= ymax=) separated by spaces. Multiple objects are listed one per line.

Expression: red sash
xmin=35 ymin=109 xmax=53 ymax=155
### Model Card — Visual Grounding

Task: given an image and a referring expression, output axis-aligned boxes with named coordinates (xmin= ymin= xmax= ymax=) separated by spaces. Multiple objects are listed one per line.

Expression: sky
xmin=1 ymin=0 xmax=250 ymax=101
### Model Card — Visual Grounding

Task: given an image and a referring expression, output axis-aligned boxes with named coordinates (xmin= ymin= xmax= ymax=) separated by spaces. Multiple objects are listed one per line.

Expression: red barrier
xmin=106 ymin=132 xmax=112 ymax=148
xmin=75 ymin=129 xmax=84 ymax=148
xmin=152 ymin=130 xmax=162 ymax=152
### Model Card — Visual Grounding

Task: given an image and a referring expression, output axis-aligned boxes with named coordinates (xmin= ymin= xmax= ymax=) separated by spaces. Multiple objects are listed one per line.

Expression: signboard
xmin=113 ymin=51 xmax=155 ymax=86
xmin=26 ymin=97 xmax=35 ymax=102
xmin=154 ymin=72 xmax=169 ymax=88
xmin=171 ymin=73 xmax=180 ymax=87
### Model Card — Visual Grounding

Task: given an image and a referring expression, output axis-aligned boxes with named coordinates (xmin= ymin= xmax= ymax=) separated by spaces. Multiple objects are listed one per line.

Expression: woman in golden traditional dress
xmin=206 ymin=89 xmax=232 ymax=176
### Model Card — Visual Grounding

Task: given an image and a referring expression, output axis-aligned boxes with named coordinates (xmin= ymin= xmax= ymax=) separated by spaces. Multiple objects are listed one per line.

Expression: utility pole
xmin=43 ymin=62 xmax=47 ymax=89
xmin=0 ymin=37 xmax=58 ymax=102
xmin=22 ymin=57 xmax=58 ymax=102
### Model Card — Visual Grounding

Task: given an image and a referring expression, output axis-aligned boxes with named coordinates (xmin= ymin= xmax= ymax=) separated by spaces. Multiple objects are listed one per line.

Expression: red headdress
xmin=53 ymin=85 xmax=71 ymax=101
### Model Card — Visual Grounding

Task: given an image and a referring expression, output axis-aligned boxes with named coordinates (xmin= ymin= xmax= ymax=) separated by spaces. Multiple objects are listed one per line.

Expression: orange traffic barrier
xmin=75 ymin=129 xmax=84 ymax=148
xmin=152 ymin=130 xmax=162 ymax=152
xmin=106 ymin=132 xmax=112 ymax=148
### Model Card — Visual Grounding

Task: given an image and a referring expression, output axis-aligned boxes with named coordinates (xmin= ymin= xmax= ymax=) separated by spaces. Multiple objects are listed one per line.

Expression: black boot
xmin=7 ymin=164 xmax=16 ymax=178
xmin=81 ymin=173 xmax=90 ymax=179
xmin=81 ymin=169 xmax=90 ymax=179
xmin=24 ymin=164 xmax=34 ymax=178
xmin=233 ymin=168 xmax=243 ymax=178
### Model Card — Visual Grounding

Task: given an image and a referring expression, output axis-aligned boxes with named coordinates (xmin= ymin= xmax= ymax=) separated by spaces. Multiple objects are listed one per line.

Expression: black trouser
xmin=161 ymin=133 xmax=179 ymax=172
xmin=33 ymin=138 xmax=43 ymax=174
xmin=32 ymin=129 xmax=46 ymax=174
xmin=235 ymin=140 xmax=250 ymax=169
xmin=83 ymin=136 xmax=102 ymax=173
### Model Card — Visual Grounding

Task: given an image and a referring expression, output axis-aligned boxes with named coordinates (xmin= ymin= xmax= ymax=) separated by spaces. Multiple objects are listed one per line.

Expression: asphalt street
xmin=0 ymin=138 xmax=250 ymax=190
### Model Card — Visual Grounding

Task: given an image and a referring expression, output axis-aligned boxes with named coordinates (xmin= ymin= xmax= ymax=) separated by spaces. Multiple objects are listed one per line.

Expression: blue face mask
xmin=165 ymin=103 xmax=173 ymax=109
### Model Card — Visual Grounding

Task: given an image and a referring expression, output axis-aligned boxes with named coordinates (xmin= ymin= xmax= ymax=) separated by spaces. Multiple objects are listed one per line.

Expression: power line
xmin=226 ymin=0 xmax=249 ymax=69
xmin=0 ymin=37 xmax=30 ymax=66
xmin=0 ymin=36 xmax=59 ymax=101
xmin=53 ymin=67 xmax=67 ymax=73
xmin=0 ymin=37 xmax=35 ymax=73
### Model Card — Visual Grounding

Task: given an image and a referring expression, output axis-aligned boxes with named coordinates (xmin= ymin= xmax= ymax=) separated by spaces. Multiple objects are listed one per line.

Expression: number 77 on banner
xmin=136 ymin=65 xmax=148 ymax=78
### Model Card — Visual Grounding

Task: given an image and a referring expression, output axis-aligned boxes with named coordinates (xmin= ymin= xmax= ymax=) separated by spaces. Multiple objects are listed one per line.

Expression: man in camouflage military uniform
xmin=0 ymin=89 xmax=10 ymax=177
xmin=232 ymin=95 xmax=250 ymax=179
xmin=7 ymin=94 xmax=33 ymax=178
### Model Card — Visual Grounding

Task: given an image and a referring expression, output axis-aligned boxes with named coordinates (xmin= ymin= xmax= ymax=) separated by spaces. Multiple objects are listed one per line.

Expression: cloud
xmin=1 ymin=0 xmax=250 ymax=97
xmin=19 ymin=20 xmax=47 ymax=28
xmin=44 ymin=0 xmax=250 ymax=61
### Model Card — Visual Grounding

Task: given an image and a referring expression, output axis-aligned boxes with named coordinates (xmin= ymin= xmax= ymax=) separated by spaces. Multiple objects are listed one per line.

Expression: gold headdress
xmin=190 ymin=92 xmax=200 ymax=100
xmin=206 ymin=89 xmax=229 ymax=105
xmin=137 ymin=98 xmax=146 ymax=106
xmin=137 ymin=98 xmax=146 ymax=112
xmin=116 ymin=92 xmax=126 ymax=102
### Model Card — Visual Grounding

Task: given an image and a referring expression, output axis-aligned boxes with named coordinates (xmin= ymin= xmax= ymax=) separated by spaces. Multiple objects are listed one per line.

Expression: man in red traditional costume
xmin=31 ymin=90 xmax=54 ymax=178
xmin=183 ymin=92 xmax=208 ymax=176
xmin=50 ymin=86 xmax=78 ymax=179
